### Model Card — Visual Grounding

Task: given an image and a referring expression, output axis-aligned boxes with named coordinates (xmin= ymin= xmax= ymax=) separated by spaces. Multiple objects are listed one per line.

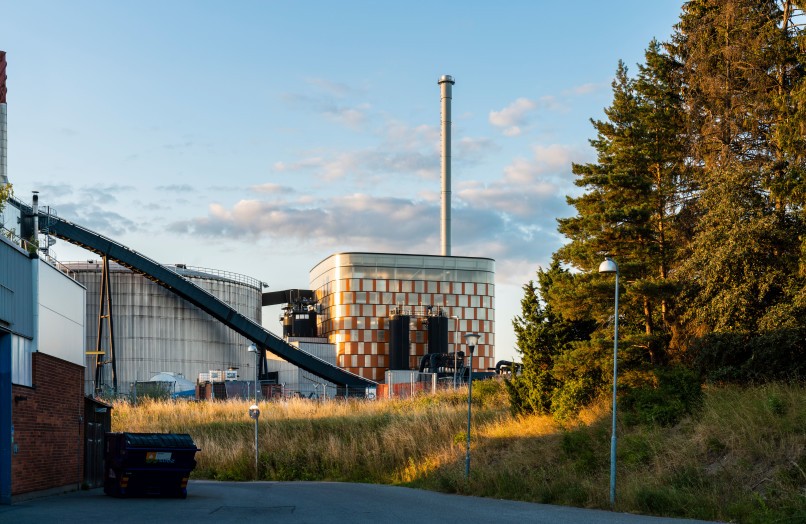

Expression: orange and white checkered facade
xmin=310 ymin=253 xmax=495 ymax=382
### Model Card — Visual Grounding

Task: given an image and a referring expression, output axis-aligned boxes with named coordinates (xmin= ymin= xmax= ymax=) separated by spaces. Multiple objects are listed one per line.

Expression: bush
xmin=622 ymin=366 xmax=703 ymax=426
xmin=689 ymin=329 xmax=806 ymax=384
xmin=472 ymin=377 xmax=508 ymax=407
xmin=550 ymin=376 xmax=600 ymax=420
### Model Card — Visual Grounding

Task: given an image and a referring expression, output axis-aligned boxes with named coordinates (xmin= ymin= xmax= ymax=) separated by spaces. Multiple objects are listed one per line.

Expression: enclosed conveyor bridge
xmin=12 ymin=198 xmax=376 ymax=391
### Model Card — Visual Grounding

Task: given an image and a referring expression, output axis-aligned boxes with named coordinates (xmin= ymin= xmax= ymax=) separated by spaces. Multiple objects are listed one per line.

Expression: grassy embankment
xmin=112 ymin=381 xmax=806 ymax=523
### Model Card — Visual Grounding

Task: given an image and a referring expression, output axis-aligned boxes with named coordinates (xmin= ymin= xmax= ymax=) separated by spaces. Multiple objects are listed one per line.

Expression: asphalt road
xmin=0 ymin=481 xmax=719 ymax=524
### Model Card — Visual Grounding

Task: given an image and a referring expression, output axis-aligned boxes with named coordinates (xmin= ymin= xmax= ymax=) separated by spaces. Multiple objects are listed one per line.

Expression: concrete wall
xmin=11 ymin=352 xmax=84 ymax=497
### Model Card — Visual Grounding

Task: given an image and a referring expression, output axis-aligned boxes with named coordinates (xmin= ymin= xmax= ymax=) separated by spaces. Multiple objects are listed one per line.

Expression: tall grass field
xmin=112 ymin=380 xmax=806 ymax=523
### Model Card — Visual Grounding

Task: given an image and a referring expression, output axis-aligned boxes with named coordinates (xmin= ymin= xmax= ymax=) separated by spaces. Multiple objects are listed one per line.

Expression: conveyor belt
xmin=12 ymin=199 xmax=375 ymax=390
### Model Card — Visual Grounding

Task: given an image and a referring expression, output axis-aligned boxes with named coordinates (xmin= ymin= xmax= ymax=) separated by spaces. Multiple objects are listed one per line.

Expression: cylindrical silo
xmin=427 ymin=315 xmax=448 ymax=354
xmin=389 ymin=313 xmax=410 ymax=370
xmin=64 ymin=261 xmax=262 ymax=395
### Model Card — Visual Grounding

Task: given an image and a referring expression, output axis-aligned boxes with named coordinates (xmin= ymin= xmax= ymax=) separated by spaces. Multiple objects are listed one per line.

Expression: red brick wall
xmin=11 ymin=352 xmax=85 ymax=495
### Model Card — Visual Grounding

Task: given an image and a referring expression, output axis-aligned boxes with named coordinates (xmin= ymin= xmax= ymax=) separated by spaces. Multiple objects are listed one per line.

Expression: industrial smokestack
xmin=438 ymin=74 xmax=454 ymax=257
xmin=32 ymin=191 xmax=38 ymax=242
xmin=0 ymin=51 xmax=7 ymax=185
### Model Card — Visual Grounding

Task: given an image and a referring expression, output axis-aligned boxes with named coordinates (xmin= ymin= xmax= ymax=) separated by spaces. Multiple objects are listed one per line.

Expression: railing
xmin=167 ymin=264 xmax=264 ymax=291
xmin=389 ymin=305 xmax=450 ymax=318
xmin=1 ymin=224 xmax=76 ymax=279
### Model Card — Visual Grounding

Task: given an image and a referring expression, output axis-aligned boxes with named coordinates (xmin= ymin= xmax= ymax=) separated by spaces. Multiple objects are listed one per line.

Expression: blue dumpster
xmin=104 ymin=432 xmax=201 ymax=498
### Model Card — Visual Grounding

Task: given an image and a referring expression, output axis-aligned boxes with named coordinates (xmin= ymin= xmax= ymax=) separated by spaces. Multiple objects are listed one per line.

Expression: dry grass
xmin=111 ymin=381 xmax=806 ymax=522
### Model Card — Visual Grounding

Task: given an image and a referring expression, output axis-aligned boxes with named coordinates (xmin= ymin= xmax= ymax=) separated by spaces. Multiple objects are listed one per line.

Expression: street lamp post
xmin=598 ymin=257 xmax=619 ymax=510
xmin=463 ymin=332 xmax=481 ymax=480
xmin=247 ymin=343 xmax=260 ymax=479
xmin=451 ymin=316 xmax=459 ymax=389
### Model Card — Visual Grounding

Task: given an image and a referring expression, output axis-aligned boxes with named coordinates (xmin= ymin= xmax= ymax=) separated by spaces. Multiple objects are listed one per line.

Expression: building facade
xmin=1 ymin=231 xmax=87 ymax=503
xmin=309 ymin=252 xmax=495 ymax=382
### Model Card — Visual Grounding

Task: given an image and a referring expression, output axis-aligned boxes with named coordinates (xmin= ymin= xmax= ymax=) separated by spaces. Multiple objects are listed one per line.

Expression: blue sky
xmin=3 ymin=1 xmax=684 ymax=362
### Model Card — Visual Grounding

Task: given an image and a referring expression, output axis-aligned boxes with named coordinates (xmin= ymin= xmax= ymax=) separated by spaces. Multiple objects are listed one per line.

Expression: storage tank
xmin=64 ymin=261 xmax=262 ymax=395
xmin=388 ymin=313 xmax=410 ymax=370
xmin=427 ymin=315 xmax=449 ymax=354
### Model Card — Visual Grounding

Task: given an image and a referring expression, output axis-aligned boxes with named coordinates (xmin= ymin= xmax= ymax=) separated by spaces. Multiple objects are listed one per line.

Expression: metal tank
xmin=64 ymin=261 xmax=262 ymax=395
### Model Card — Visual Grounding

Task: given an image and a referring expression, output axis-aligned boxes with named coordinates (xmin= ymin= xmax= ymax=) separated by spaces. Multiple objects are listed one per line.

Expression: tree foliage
xmin=506 ymin=262 xmax=595 ymax=416
xmin=513 ymin=0 xmax=806 ymax=418
xmin=0 ymin=183 xmax=11 ymax=214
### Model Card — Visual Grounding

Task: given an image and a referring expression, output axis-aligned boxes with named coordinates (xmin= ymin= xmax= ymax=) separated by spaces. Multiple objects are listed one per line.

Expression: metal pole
xmin=439 ymin=75 xmax=454 ymax=256
xmin=610 ymin=271 xmax=619 ymax=509
xmin=451 ymin=316 xmax=458 ymax=389
xmin=454 ymin=350 xmax=457 ymax=389
xmin=254 ymin=349 xmax=259 ymax=478
xmin=465 ymin=345 xmax=474 ymax=479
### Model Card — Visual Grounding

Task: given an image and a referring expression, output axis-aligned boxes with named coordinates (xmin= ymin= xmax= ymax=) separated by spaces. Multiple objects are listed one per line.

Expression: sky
xmin=2 ymin=1 xmax=684 ymax=363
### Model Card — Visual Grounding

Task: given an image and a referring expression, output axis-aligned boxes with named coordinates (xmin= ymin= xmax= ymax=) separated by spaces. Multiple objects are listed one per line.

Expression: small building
xmin=1 ymin=229 xmax=87 ymax=502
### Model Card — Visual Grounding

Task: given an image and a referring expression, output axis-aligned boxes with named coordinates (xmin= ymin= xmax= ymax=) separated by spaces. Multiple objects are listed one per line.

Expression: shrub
xmin=472 ymin=377 xmax=507 ymax=407
xmin=622 ymin=366 xmax=703 ymax=426
xmin=550 ymin=376 xmax=599 ymax=420
xmin=689 ymin=329 xmax=806 ymax=384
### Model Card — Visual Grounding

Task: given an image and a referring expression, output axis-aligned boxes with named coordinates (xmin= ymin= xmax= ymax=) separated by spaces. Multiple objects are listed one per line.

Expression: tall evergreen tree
xmin=671 ymin=0 xmax=806 ymax=334
xmin=556 ymin=41 xmax=688 ymax=369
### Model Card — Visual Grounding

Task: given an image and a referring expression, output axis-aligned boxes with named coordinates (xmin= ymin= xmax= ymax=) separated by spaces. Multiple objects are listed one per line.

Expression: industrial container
xmin=389 ymin=314 xmax=410 ymax=370
xmin=427 ymin=315 xmax=448 ymax=354
xmin=64 ymin=261 xmax=262 ymax=395
xmin=104 ymin=432 xmax=200 ymax=498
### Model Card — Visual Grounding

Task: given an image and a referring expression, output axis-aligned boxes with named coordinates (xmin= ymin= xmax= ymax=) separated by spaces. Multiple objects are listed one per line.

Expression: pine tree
xmin=506 ymin=262 xmax=594 ymax=416
xmin=671 ymin=0 xmax=806 ymax=334
xmin=556 ymin=42 xmax=688 ymax=368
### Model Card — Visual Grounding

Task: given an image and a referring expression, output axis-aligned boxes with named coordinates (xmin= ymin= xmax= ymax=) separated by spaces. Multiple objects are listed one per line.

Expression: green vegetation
xmin=507 ymin=0 xmax=806 ymax=422
xmin=0 ymin=183 xmax=12 ymax=226
xmin=112 ymin=381 xmax=806 ymax=522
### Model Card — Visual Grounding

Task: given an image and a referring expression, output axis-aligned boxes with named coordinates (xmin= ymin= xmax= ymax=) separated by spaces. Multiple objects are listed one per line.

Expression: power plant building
xmin=310 ymin=252 xmax=495 ymax=382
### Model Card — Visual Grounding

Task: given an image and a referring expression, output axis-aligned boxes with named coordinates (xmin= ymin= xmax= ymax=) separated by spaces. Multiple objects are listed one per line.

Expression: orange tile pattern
xmin=310 ymin=253 xmax=495 ymax=382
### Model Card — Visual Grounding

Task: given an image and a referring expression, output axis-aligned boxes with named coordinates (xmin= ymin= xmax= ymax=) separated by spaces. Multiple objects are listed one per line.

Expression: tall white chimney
xmin=438 ymin=74 xmax=454 ymax=257
xmin=0 ymin=51 xmax=7 ymax=185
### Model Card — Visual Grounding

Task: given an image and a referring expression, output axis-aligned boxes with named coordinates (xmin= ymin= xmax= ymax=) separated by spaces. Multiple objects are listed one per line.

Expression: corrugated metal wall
xmin=65 ymin=262 xmax=262 ymax=394
xmin=0 ymin=236 xmax=33 ymax=338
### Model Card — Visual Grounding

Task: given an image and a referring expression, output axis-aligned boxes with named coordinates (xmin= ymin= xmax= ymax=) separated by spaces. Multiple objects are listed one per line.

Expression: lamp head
xmin=464 ymin=332 xmax=481 ymax=350
xmin=598 ymin=257 xmax=619 ymax=274
xmin=248 ymin=404 xmax=260 ymax=419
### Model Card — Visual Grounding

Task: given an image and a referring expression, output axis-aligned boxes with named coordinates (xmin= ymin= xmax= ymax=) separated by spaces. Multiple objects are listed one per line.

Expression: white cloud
xmin=489 ymin=98 xmax=537 ymax=136
xmin=251 ymin=183 xmax=294 ymax=194
xmin=170 ymin=141 xmax=585 ymax=265
xmin=270 ymin=120 xmax=485 ymax=182
xmin=281 ymin=78 xmax=371 ymax=130
xmin=566 ymin=82 xmax=605 ymax=96
xmin=322 ymin=103 xmax=370 ymax=129
xmin=306 ymin=77 xmax=355 ymax=97
xmin=273 ymin=157 xmax=327 ymax=173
